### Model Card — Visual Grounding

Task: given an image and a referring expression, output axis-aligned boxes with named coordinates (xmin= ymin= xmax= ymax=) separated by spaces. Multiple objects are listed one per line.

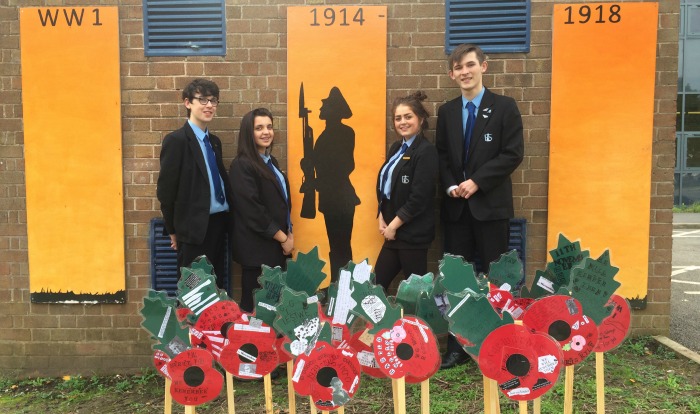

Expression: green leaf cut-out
xmin=253 ymin=265 xmax=286 ymax=327
xmin=273 ymin=287 xmax=321 ymax=356
xmin=140 ymin=290 xmax=191 ymax=358
xmin=285 ymin=246 xmax=327 ymax=296
xmin=569 ymin=252 xmax=621 ymax=325
xmin=349 ymin=281 xmax=402 ymax=335
xmin=443 ymin=292 xmax=513 ymax=357
xmin=486 ymin=250 xmax=524 ymax=292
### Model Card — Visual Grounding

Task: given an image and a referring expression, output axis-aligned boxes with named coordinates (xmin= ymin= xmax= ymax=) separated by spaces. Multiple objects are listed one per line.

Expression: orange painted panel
xmin=20 ymin=7 xmax=125 ymax=303
xmin=548 ymin=3 xmax=658 ymax=304
xmin=287 ymin=6 xmax=387 ymax=283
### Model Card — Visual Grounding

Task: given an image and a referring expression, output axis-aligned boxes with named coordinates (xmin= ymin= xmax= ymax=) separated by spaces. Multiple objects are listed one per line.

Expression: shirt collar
xmin=461 ymin=87 xmax=486 ymax=110
xmin=403 ymin=135 xmax=417 ymax=148
xmin=259 ymin=152 xmax=271 ymax=163
xmin=188 ymin=120 xmax=208 ymax=141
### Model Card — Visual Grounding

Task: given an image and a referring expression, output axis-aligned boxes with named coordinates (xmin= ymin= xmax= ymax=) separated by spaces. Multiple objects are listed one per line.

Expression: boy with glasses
xmin=157 ymin=78 xmax=233 ymax=289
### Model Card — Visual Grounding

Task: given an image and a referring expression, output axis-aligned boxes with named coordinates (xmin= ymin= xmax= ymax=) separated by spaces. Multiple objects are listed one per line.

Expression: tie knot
xmin=401 ymin=143 xmax=408 ymax=152
xmin=466 ymin=101 xmax=476 ymax=114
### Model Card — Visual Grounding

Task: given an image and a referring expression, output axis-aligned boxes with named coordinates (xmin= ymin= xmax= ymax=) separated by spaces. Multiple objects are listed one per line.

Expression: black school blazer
xmin=376 ymin=133 xmax=438 ymax=246
xmin=157 ymin=122 xmax=234 ymax=244
xmin=436 ymin=88 xmax=524 ymax=222
xmin=229 ymin=155 xmax=291 ymax=268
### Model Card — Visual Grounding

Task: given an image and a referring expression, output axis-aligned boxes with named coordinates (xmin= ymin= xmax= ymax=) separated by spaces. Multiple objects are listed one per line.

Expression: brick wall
xmin=0 ymin=0 xmax=678 ymax=376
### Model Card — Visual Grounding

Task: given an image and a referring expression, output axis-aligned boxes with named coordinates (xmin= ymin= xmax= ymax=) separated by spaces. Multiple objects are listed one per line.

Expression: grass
xmin=673 ymin=202 xmax=700 ymax=213
xmin=1 ymin=336 xmax=699 ymax=413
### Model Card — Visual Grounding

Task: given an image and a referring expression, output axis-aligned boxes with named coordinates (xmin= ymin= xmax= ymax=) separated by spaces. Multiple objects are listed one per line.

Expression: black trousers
xmin=240 ymin=260 xmax=289 ymax=313
xmin=240 ymin=265 xmax=262 ymax=313
xmin=443 ymin=202 xmax=509 ymax=354
xmin=177 ymin=211 xmax=229 ymax=291
xmin=443 ymin=203 xmax=509 ymax=274
xmin=374 ymin=245 xmax=428 ymax=292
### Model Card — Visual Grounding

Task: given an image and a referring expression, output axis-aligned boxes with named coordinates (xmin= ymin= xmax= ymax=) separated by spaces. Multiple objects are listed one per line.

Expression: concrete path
xmin=665 ymin=212 xmax=700 ymax=362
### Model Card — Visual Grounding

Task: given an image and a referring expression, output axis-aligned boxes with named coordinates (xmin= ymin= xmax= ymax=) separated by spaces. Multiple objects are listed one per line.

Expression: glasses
xmin=192 ymin=96 xmax=219 ymax=106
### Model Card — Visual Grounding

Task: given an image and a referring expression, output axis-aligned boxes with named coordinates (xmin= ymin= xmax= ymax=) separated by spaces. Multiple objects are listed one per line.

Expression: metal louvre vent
xmin=143 ymin=0 xmax=226 ymax=57
xmin=150 ymin=218 xmax=179 ymax=295
xmin=149 ymin=217 xmax=231 ymax=296
xmin=472 ymin=218 xmax=527 ymax=281
xmin=446 ymin=0 xmax=530 ymax=54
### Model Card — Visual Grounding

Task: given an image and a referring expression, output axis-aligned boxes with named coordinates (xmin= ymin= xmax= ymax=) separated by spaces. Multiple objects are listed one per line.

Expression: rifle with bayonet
xmin=298 ymin=83 xmax=316 ymax=219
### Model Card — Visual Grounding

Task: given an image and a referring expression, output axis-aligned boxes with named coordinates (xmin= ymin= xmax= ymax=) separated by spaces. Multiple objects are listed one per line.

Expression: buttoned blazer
xmin=157 ymin=122 xmax=233 ymax=245
xmin=228 ymin=155 xmax=291 ymax=268
xmin=436 ymin=89 xmax=524 ymax=222
xmin=376 ymin=133 xmax=438 ymax=245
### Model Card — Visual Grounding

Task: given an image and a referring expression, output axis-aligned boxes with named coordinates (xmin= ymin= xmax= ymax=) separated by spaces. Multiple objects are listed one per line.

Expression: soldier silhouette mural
xmin=299 ymin=85 xmax=360 ymax=282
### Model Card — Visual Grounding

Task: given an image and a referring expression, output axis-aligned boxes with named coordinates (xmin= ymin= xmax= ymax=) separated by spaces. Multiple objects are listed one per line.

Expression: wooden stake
xmin=533 ymin=397 xmax=541 ymax=414
xmin=164 ymin=378 xmax=172 ymax=414
xmin=490 ymin=379 xmax=501 ymax=414
xmin=484 ymin=377 xmax=501 ymax=414
xmin=420 ymin=379 xmax=430 ymax=414
xmin=184 ymin=406 xmax=196 ymax=414
xmin=392 ymin=378 xmax=398 ymax=413
xmin=563 ymin=365 xmax=574 ymax=414
xmin=483 ymin=375 xmax=491 ymax=414
xmin=310 ymin=396 xmax=317 ymax=414
xmin=226 ymin=372 xmax=235 ymax=414
xmin=596 ymin=352 xmax=605 ymax=414
xmin=337 ymin=406 xmax=345 ymax=413
xmin=287 ymin=360 xmax=297 ymax=414
xmin=395 ymin=377 xmax=406 ymax=414
xmin=519 ymin=399 xmax=528 ymax=414
xmin=264 ymin=373 xmax=273 ymax=414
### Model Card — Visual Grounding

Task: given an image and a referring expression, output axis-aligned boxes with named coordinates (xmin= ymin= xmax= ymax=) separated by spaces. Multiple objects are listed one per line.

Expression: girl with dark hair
xmin=374 ymin=91 xmax=439 ymax=291
xmin=229 ymin=108 xmax=293 ymax=312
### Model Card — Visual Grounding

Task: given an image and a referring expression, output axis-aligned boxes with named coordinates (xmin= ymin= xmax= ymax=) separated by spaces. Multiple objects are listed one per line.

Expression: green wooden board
xmin=177 ymin=257 xmax=229 ymax=322
xmin=569 ymin=252 xmax=621 ymax=325
xmin=285 ymin=246 xmax=326 ymax=297
xmin=140 ymin=290 xmax=190 ymax=357
xmin=325 ymin=260 xmax=374 ymax=328
xmin=486 ymin=250 xmax=524 ymax=292
xmin=444 ymin=291 xmax=513 ymax=357
xmin=273 ymin=287 xmax=321 ymax=356
xmin=349 ymin=280 xmax=402 ymax=335
xmin=436 ymin=254 xmax=485 ymax=295
xmin=253 ymin=265 xmax=286 ymax=327
xmin=546 ymin=234 xmax=590 ymax=288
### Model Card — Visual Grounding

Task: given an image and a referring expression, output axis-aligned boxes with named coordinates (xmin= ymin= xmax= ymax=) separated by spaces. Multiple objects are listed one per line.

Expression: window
xmin=143 ymin=0 xmax=226 ymax=57
xmin=445 ymin=0 xmax=531 ymax=54
xmin=689 ymin=5 xmax=700 ymax=35
xmin=677 ymin=1 xmax=700 ymax=205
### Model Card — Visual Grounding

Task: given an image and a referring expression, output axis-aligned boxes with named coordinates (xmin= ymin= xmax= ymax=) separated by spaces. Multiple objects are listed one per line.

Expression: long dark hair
xmin=236 ymin=108 xmax=276 ymax=181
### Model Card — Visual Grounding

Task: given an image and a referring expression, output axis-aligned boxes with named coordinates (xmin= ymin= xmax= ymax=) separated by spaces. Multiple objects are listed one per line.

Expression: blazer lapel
xmin=390 ymin=141 xmax=412 ymax=189
xmin=270 ymin=158 xmax=288 ymax=203
xmin=448 ymin=98 xmax=464 ymax=159
xmin=470 ymin=89 xmax=495 ymax=155
xmin=185 ymin=123 xmax=209 ymax=180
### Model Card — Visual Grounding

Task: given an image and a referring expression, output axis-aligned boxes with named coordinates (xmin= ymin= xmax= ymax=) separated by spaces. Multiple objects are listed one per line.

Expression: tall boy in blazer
xmin=157 ymin=79 xmax=233 ymax=289
xmin=435 ymin=44 xmax=524 ymax=368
